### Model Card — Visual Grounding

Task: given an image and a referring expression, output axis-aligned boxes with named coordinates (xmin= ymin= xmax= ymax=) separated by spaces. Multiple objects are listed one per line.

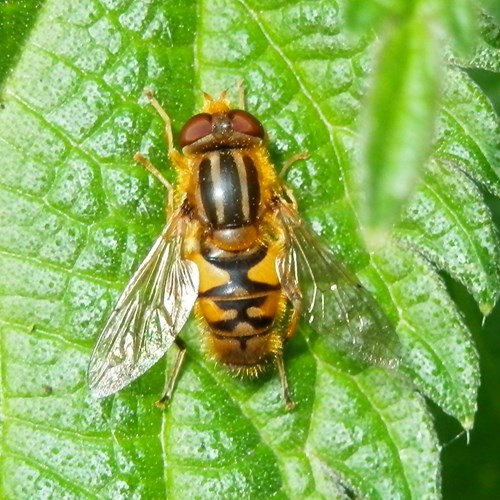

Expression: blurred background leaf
xmin=0 ymin=0 xmax=46 ymax=89
xmin=0 ymin=0 xmax=498 ymax=498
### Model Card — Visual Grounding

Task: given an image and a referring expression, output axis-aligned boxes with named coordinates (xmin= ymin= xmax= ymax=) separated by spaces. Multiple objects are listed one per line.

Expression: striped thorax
xmin=194 ymin=150 xmax=261 ymax=229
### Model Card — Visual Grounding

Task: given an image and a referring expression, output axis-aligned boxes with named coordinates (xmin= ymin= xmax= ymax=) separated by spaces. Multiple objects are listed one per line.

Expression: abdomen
xmin=191 ymin=241 xmax=285 ymax=375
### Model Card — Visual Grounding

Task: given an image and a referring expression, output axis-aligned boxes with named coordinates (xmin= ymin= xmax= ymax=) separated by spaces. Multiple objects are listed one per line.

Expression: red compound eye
xmin=179 ymin=113 xmax=213 ymax=147
xmin=229 ymin=110 xmax=265 ymax=138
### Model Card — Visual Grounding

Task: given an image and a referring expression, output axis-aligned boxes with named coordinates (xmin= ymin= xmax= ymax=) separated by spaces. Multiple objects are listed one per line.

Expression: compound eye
xmin=179 ymin=113 xmax=213 ymax=147
xmin=229 ymin=110 xmax=265 ymax=139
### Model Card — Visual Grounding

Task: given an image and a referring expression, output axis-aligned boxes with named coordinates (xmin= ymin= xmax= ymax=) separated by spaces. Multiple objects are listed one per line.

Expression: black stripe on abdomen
xmin=199 ymin=245 xmax=280 ymax=297
xmin=207 ymin=296 xmax=275 ymax=334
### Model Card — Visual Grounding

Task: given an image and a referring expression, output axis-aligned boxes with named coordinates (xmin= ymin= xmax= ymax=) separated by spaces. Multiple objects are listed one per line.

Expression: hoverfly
xmin=88 ymin=85 xmax=400 ymax=409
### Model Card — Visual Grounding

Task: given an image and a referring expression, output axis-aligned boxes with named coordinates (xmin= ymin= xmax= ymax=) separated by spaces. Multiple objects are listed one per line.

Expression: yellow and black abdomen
xmin=191 ymin=242 xmax=286 ymax=375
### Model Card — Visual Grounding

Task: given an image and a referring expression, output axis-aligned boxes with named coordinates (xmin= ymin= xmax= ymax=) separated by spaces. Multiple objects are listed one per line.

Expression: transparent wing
xmin=88 ymin=208 xmax=199 ymax=397
xmin=276 ymin=200 xmax=400 ymax=368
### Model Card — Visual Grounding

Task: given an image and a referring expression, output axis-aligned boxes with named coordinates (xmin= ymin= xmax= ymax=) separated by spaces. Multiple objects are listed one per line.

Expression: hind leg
xmin=276 ymin=350 xmax=295 ymax=410
xmin=155 ymin=338 xmax=187 ymax=409
xmin=275 ymin=295 xmax=302 ymax=411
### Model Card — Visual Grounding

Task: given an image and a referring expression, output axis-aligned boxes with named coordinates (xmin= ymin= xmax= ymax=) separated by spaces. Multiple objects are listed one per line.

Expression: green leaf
xmin=479 ymin=0 xmax=500 ymax=24
xmin=436 ymin=67 xmax=500 ymax=197
xmin=344 ymin=0 xmax=419 ymax=32
xmin=438 ymin=0 xmax=479 ymax=56
xmin=0 ymin=0 xmax=497 ymax=497
xmin=448 ymin=11 xmax=500 ymax=72
xmin=357 ymin=1 xmax=441 ymax=241
xmin=369 ymin=242 xmax=480 ymax=426
xmin=345 ymin=0 xmax=480 ymax=57
xmin=344 ymin=0 xmax=404 ymax=32
xmin=0 ymin=0 xmax=46 ymax=88
xmin=398 ymin=159 xmax=500 ymax=314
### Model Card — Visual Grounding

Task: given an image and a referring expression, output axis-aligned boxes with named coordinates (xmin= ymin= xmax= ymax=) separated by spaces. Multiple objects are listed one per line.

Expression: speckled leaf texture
xmin=0 ymin=0 xmax=498 ymax=498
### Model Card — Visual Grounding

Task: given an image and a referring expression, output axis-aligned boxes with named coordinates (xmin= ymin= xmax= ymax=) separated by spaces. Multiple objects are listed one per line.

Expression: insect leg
xmin=237 ymin=79 xmax=246 ymax=110
xmin=276 ymin=352 xmax=295 ymax=410
xmin=134 ymin=152 xmax=175 ymax=214
xmin=144 ymin=89 xmax=176 ymax=155
xmin=155 ymin=337 xmax=187 ymax=409
xmin=279 ymin=152 xmax=310 ymax=179
xmin=144 ymin=89 xmax=187 ymax=172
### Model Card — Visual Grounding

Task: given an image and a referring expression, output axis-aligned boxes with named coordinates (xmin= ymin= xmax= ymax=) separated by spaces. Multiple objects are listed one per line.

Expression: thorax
xmin=188 ymin=148 xmax=266 ymax=230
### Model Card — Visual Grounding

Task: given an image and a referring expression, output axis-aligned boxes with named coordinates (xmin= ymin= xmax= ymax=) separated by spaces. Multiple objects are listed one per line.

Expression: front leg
xmin=134 ymin=153 xmax=175 ymax=215
xmin=144 ymin=89 xmax=186 ymax=168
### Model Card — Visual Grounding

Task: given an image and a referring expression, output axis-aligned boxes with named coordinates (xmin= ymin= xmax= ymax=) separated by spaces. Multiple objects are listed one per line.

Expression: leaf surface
xmin=1 ymin=0 xmax=498 ymax=498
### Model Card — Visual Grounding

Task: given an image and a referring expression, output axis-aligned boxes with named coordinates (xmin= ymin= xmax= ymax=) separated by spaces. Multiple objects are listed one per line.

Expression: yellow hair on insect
xmin=202 ymin=90 xmax=232 ymax=114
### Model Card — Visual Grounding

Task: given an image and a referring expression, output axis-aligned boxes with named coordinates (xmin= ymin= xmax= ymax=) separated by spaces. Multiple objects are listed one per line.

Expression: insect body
xmin=88 ymin=87 xmax=400 ymax=409
xmin=183 ymin=127 xmax=287 ymax=379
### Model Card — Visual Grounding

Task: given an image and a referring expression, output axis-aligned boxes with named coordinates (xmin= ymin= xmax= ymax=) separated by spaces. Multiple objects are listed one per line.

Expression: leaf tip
xmin=462 ymin=415 xmax=475 ymax=433
xmin=479 ymin=302 xmax=494 ymax=318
